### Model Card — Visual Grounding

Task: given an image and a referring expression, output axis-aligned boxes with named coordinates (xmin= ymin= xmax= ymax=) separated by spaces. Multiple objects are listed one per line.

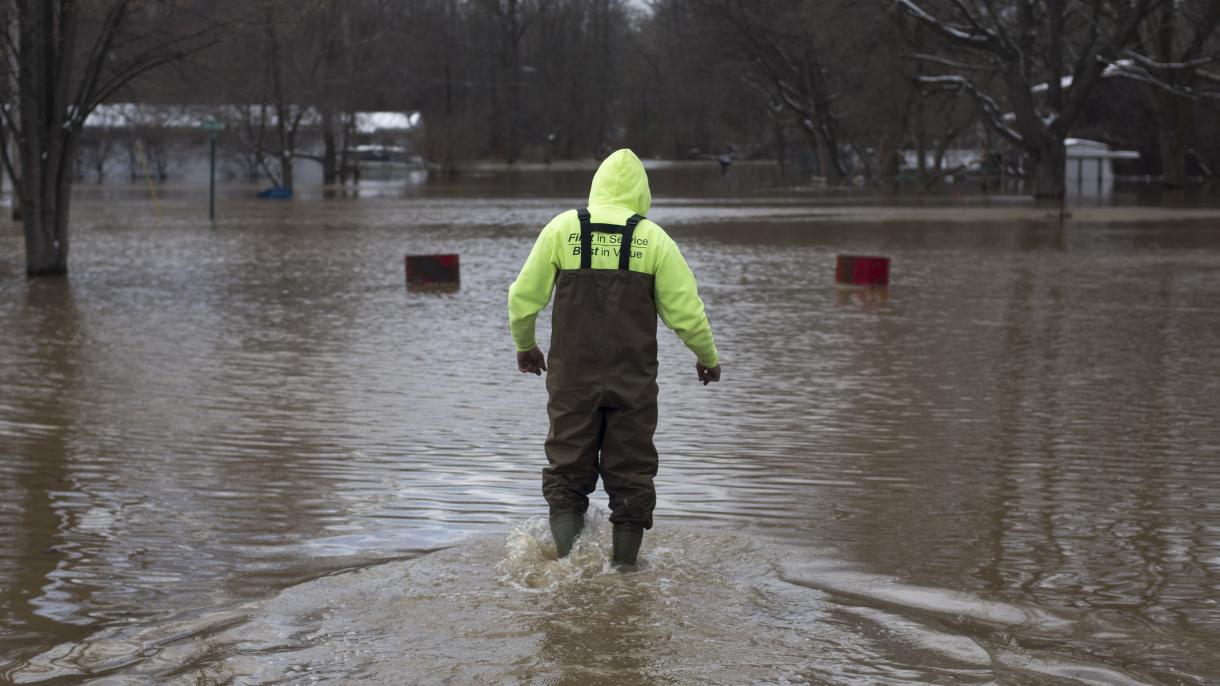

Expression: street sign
xmin=201 ymin=119 xmax=225 ymax=222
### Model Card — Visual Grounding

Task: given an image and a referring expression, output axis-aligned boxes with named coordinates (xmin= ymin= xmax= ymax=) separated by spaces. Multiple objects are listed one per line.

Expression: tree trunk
xmin=505 ymin=0 xmax=521 ymax=165
xmin=1156 ymin=94 xmax=1192 ymax=188
xmin=1027 ymin=138 xmax=1066 ymax=199
xmin=267 ymin=10 xmax=293 ymax=193
xmin=821 ymin=130 xmax=847 ymax=181
xmin=338 ymin=113 xmax=353 ymax=185
xmin=1148 ymin=0 xmax=1193 ymax=189
xmin=773 ymin=118 xmax=787 ymax=180
xmin=876 ymin=137 xmax=901 ymax=192
xmin=321 ymin=107 xmax=337 ymax=186
xmin=18 ymin=0 xmax=74 ymax=276
xmin=1159 ymin=126 xmax=1189 ymax=189
xmin=279 ymin=150 xmax=293 ymax=192
xmin=22 ymin=210 xmax=68 ymax=275
xmin=21 ymin=141 xmax=75 ymax=276
xmin=808 ymin=119 xmax=848 ymax=182
xmin=442 ymin=39 xmax=456 ymax=174
xmin=810 ymin=126 xmax=829 ymax=179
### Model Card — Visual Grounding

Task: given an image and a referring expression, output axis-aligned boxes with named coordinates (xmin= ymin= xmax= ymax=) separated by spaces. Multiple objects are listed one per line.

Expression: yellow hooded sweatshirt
xmin=507 ymin=149 xmax=719 ymax=368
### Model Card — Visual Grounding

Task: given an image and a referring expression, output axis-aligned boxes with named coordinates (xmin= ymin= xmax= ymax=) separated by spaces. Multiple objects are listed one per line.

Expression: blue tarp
xmin=257 ymin=187 xmax=293 ymax=199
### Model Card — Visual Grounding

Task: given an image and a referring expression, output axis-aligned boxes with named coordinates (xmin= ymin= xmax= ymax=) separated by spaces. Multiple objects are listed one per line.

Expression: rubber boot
xmin=612 ymin=523 xmax=644 ymax=566
xmin=550 ymin=512 xmax=584 ymax=558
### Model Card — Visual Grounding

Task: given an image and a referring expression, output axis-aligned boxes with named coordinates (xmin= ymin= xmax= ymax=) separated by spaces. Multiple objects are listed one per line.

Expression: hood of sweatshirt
xmin=588 ymin=148 xmax=651 ymax=216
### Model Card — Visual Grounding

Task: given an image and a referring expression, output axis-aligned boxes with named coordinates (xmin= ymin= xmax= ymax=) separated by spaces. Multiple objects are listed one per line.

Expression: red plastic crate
xmin=835 ymin=255 xmax=890 ymax=287
xmin=405 ymin=254 xmax=460 ymax=287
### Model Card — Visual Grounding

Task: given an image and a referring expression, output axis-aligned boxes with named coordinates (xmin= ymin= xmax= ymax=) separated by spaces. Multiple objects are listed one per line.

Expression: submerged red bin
xmin=405 ymin=254 xmax=460 ymax=287
xmin=835 ymin=255 xmax=890 ymax=287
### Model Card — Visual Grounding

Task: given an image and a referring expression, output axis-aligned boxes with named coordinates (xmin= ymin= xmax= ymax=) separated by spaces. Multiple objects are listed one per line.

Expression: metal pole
xmin=209 ymin=132 xmax=217 ymax=222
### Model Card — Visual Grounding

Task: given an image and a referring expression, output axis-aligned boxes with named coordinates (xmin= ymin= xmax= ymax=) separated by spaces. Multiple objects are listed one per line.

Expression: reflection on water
xmin=2 ymin=175 xmax=1220 ymax=683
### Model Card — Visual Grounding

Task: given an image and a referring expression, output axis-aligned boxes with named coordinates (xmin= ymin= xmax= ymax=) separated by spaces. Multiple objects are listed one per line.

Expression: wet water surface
xmin=2 ymin=173 xmax=1220 ymax=684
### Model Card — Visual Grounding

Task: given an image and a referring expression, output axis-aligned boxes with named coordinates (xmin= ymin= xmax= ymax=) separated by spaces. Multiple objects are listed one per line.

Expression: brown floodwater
xmin=2 ymin=167 xmax=1220 ymax=684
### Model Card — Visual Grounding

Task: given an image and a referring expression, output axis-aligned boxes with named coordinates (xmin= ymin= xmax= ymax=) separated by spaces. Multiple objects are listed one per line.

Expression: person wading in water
xmin=508 ymin=149 xmax=721 ymax=566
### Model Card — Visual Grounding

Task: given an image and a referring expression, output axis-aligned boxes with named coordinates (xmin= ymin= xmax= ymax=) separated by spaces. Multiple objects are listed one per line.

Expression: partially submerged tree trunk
xmin=15 ymin=0 xmax=76 ymax=276
xmin=1028 ymin=138 xmax=1067 ymax=199
xmin=19 ymin=140 xmax=76 ymax=276
xmin=338 ymin=112 xmax=354 ymax=185
xmin=2 ymin=0 xmax=215 ymax=276
xmin=1156 ymin=96 xmax=1193 ymax=188
xmin=321 ymin=107 xmax=338 ymax=186
xmin=874 ymin=95 xmax=914 ymax=191
xmin=278 ymin=147 xmax=294 ymax=192
xmin=21 ymin=165 xmax=75 ymax=275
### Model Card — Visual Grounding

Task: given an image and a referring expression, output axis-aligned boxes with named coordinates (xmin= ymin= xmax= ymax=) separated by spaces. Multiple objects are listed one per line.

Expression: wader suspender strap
xmin=577 ymin=208 xmax=644 ymax=270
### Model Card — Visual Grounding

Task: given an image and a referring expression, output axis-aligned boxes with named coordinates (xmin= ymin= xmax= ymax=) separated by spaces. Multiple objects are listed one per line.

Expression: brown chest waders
xmin=544 ymin=208 xmax=660 ymax=538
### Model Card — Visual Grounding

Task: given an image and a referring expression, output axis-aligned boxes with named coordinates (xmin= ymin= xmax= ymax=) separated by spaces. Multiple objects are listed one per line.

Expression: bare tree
xmin=900 ymin=0 xmax=1156 ymax=198
xmin=478 ymin=0 xmax=553 ymax=164
xmin=0 ymin=0 xmax=217 ymax=276
xmin=211 ymin=0 xmax=398 ymax=190
xmin=261 ymin=2 xmax=305 ymax=192
xmin=1123 ymin=0 xmax=1220 ymax=187
xmin=315 ymin=1 xmax=396 ymax=185
xmin=699 ymin=0 xmax=851 ymax=181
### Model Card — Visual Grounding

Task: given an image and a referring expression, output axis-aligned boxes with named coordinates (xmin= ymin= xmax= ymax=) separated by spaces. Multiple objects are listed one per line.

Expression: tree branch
xmin=897 ymin=0 xmax=1011 ymax=57
xmin=1107 ymin=60 xmax=1220 ymax=100
xmin=0 ymin=110 xmax=22 ymax=197
xmin=1121 ymin=49 xmax=1215 ymax=72
xmin=70 ymin=0 xmax=128 ymax=129
xmin=910 ymin=52 xmax=1000 ymax=72
xmin=87 ymin=31 xmax=219 ymax=114
xmin=917 ymin=74 xmax=1025 ymax=144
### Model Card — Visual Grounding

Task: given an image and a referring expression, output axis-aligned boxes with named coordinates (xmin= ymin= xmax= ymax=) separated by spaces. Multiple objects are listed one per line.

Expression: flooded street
xmin=2 ymin=168 xmax=1220 ymax=684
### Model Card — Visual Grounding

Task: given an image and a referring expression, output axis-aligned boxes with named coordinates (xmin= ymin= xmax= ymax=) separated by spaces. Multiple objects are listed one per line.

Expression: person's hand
xmin=518 ymin=347 xmax=547 ymax=376
xmin=696 ymin=362 xmax=721 ymax=385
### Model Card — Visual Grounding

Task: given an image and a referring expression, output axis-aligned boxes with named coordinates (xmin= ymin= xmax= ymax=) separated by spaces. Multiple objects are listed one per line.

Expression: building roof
xmin=84 ymin=104 xmax=420 ymax=133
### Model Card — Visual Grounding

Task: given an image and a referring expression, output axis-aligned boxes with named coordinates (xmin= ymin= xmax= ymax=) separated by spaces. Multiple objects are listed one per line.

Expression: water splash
xmin=496 ymin=509 xmax=617 ymax=590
